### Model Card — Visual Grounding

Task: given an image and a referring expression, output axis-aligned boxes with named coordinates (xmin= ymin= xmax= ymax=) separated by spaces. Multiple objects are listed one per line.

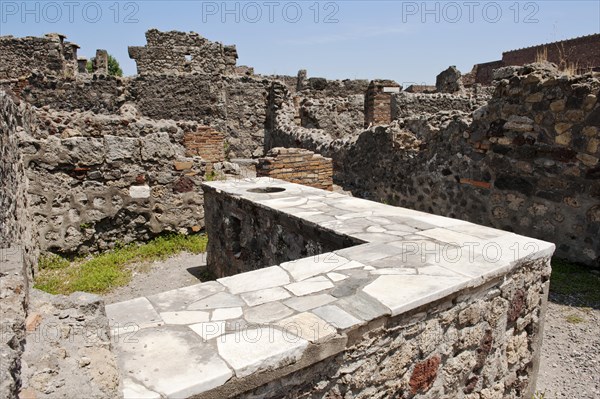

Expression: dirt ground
xmin=536 ymin=297 xmax=600 ymax=398
xmin=102 ymin=254 xmax=600 ymax=398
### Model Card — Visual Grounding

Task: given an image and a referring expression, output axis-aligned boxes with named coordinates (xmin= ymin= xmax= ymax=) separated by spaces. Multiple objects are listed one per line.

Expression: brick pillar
xmin=364 ymin=80 xmax=401 ymax=127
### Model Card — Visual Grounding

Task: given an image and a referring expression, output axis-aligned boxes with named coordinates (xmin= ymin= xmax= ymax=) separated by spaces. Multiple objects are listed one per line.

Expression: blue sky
xmin=1 ymin=1 xmax=599 ymax=85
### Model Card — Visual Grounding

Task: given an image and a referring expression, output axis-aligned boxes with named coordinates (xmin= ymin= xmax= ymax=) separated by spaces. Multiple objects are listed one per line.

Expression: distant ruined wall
xmin=0 ymin=92 xmax=39 ymax=399
xmin=502 ymin=34 xmax=600 ymax=73
xmin=298 ymin=77 xmax=370 ymax=98
xmin=0 ymin=33 xmax=78 ymax=80
xmin=284 ymin=75 xmax=369 ymax=140
xmin=466 ymin=61 xmax=504 ymax=86
xmin=129 ymin=73 xmax=227 ymax=126
xmin=267 ymin=64 xmax=600 ymax=266
xmin=1 ymin=32 xmax=371 ymax=160
xmin=392 ymin=92 xmax=489 ymax=119
xmin=12 ymin=73 xmax=125 ymax=114
xmin=20 ymin=106 xmax=209 ymax=254
xmin=128 ymin=29 xmax=237 ymax=75
xmin=467 ymin=34 xmax=600 ymax=86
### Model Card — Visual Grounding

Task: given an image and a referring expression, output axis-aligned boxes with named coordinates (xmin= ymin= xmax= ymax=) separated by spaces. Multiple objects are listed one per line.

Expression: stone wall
xmin=347 ymin=65 xmax=600 ymax=266
xmin=179 ymin=178 xmax=554 ymax=399
xmin=265 ymin=80 xmax=342 ymax=158
xmin=297 ymin=94 xmax=365 ymax=139
xmin=20 ymin=105 xmax=209 ymax=254
xmin=298 ymin=77 xmax=369 ymax=99
xmin=266 ymin=64 xmax=600 ymax=266
xmin=239 ymin=257 xmax=550 ymax=399
xmin=392 ymin=91 xmax=490 ymax=119
xmin=129 ymin=73 xmax=227 ymax=126
xmin=0 ymin=33 xmax=78 ymax=80
xmin=224 ymin=76 xmax=271 ymax=158
xmin=0 ymin=32 xmax=370 ymax=160
xmin=257 ymin=148 xmax=333 ymax=190
xmin=405 ymin=85 xmax=437 ymax=93
xmin=202 ymin=182 xmax=359 ymax=277
xmin=13 ymin=73 xmax=125 ymax=114
xmin=0 ymin=91 xmax=39 ymax=399
xmin=282 ymin=74 xmax=369 ymax=140
xmin=128 ymin=29 xmax=237 ymax=75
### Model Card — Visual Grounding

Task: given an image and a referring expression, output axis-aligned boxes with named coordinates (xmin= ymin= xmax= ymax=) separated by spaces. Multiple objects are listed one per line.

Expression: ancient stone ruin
xmin=465 ymin=33 xmax=600 ymax=86
xmin=0 ymin=29 xmax=598 ymax=399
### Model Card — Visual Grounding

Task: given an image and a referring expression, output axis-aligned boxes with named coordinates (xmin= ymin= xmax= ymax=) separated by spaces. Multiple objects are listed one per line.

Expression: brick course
xmin=257 ymin=147 xmax=333 ymax=191
xmin=467 ymin=34 xmax=600 ymax=85
xmin=183 ymin=126 xmax=225 ymax=165
xmin=502 ymin=34 xmax=600 ymax=73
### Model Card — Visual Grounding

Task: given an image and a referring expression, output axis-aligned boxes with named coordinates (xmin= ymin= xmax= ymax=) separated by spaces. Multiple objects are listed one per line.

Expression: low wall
xmin=105 ymin=178 xmax=554 ymax=398
xmin=297 ymin=77 xmax=369 ymax=98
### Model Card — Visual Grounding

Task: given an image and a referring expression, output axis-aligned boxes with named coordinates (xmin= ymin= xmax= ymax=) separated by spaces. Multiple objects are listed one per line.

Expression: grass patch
xmin=38 ymin=253 xmax=71 ymax=270
xmin=550 ymin=258 xmax=600 ymax=307
xmin=35 ymin=234 xmax=208 ymax=295
xmin=565 ymin=313 xmax=585 ymax=324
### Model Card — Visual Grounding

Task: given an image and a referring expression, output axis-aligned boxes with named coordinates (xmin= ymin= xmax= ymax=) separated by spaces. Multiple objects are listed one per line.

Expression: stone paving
xmin=106 ymin=178 xmax=554 ymax=398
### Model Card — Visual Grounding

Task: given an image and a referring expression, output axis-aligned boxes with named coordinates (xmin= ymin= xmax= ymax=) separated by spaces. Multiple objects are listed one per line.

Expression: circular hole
xmin=247 ymin=187 xmax=286 ymax=194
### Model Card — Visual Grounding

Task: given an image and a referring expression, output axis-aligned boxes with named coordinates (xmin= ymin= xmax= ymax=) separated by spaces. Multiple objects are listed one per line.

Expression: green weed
xmin=35 ymin=234 xmax=208 ymax=295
